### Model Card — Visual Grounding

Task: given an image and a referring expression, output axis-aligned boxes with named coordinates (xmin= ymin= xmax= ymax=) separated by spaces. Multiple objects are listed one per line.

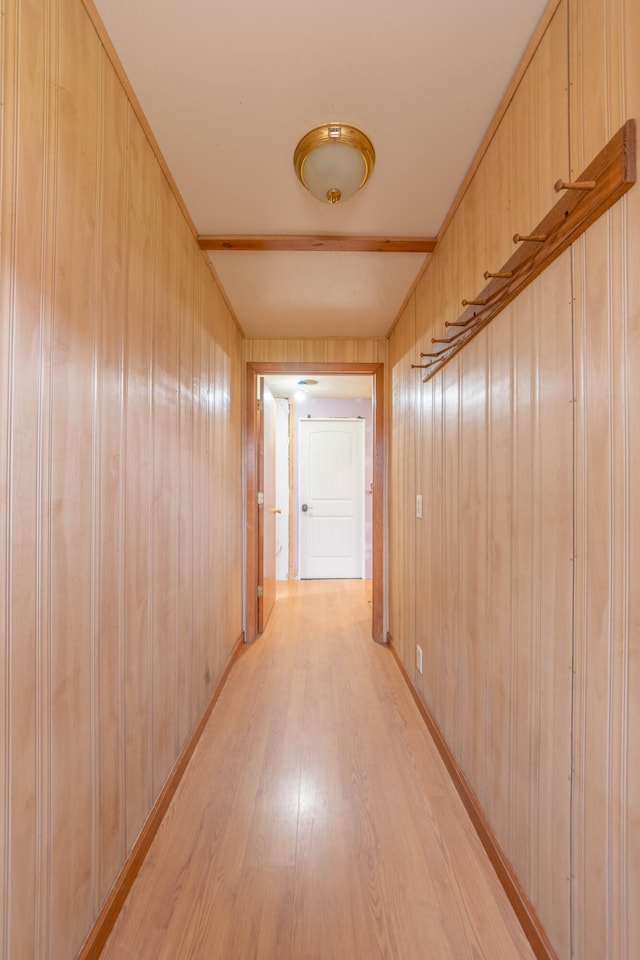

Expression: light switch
xmin=416 ymin=494 xmax=423 ymax=519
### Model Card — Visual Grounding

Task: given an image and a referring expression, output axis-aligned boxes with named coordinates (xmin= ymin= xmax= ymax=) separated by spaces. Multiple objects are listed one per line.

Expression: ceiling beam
xmin=197 ymin=235 xmax=437 ymax=253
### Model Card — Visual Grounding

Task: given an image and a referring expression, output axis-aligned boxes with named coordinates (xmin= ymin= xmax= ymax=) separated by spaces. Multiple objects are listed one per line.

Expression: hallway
xmin=102 ymin=581 xmax=534 ymax=959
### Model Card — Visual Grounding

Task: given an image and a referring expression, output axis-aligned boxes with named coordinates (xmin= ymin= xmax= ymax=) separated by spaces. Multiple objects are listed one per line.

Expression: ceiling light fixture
xmin=293 ymin=123 xmax=375 ymax=205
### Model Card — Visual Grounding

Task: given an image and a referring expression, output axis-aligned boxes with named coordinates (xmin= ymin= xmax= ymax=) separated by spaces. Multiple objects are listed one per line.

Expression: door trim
xmin=245 ymin=362 xmax=385 ymax=643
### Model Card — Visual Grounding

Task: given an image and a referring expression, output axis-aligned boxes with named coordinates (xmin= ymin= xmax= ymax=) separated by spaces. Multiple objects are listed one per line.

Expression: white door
xmin=299 ymin=418 xmax=365 ymax=579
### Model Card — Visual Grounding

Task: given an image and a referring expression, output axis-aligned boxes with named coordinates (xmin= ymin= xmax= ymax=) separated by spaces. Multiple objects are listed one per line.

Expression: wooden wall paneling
xmin=225 ymin=315 xmax=241 ymax=657
xmin=533 ymin=3 xmax=570 ymax=224
xmin=571 ymin=214 xmax=619 ymax=960
xmin=414 ymin=282 xmax=430 ymax=707
xmin=429 ymin=274 xmax=446 ymax=727
xmin=50 ymin=0 xmax=99 ymax=960
xmin=569 ymin=0 xmax=609 ymax=177
xmin=624 ymin=175 xmax=640 ymax=960
xmin=458 ymin=336 xmax=489 ymax=806
xmin=459 ymin=164 xmax=488 ymax=310
xmin=189 ymin=257 xmax=204 ymax=728
xmin=177 ymin=211 xmax=195 ymax=748
xmin=123 ymin=110 xmax=156 ymax=851
xmin=389 ymin=338 xmax=403 ymax=657
xmin=508 ymin=29 xmax=539 ymax=909
xmin=204 ymin=273 xmax=217 ymax=700
xmin=387 ymin=313 xmax=405 ymax=663
xmin=358 ymin=337 xmax=387 ymax=364
xmin=244 ymin=338 xmax=387 ymax=365
xmin=509 ymin=287 xmax=536 ymax=893
xmin=458 ymin=171 xmax=490 ymax=812
xmin=389 ymin=8 xmax=574 ymax=959
xmin=440 ymin=357 xmax=462 ymax=759
xmin=227 ymin=318 xmax=243 ymax=649
xmin=203 ymin=297 xmax=214 ymax=688
xmin=428 ymin=248 xmax=451 ymax=728
xmin=195 ymin=260 xmax=210 ymax=717
xmin=3 ymin=0 xmax=48 ymax=954
xmin=390 ymin=298 xmax=417 ymax=672
xmin=483 ymin=109 xmax=516 ymax=296
xmin=485 ymin=311 xmax=514 ymax=848
xmin=201 ymin=297 xmax=213 ymax=686
xmin=0 ymin=0 xmax=11 ymax=948
xmin=569 ymin=0 xmax=638 ymax=958
xmin=150 ymin=169 xmax=180 ymax=799
xmin=372 ymin=360 xmax=385 ymax=644
xmin=0 ymin=0 xmax=12 ymax=944
xmin=212 ymin=314 xmax=227 ymax=677
xmin=435 ymin=0 xmax=565 ymax=244
xmin=2 ymin=0 xmax=245 ymax=954
xmin=223 ymin=321 xmax=238 ymax=656
xmin=534 ymin=253 xmax=573 ymax=956
xmin=49 ymin=1 xmax=100 ymax=953
xmin=411 ymin=286 xmax=427 ymax=704
xmin=481 ymin=93 xmax=516 ymax=856
xmin=213 ymin=317 xmax=226 ymax=676
xmin=95 ymin=49 xmax=128 ymax=909
xmin=623 ymin=7 xmax=640 ymax=953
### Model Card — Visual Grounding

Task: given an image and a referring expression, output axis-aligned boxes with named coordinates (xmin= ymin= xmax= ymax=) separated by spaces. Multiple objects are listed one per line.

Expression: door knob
xmin=270 ymin=507 xmax=282 ymax=514
xmin=301 ymin=503 xmax=308 ymax=512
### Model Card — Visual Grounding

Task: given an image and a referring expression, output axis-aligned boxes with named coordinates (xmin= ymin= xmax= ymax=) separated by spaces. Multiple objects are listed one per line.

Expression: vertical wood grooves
xmin=387 ymin=635 xmax=559 ymax=960
xmin=1 ymin=0 xmax=244 ymax=954
xmin=565 ymin=2 xmax=576 ymax=954
xmin=1 ymin=0 xmax=18 ymax=949
xmin=387 ymin=1 xmax=640 ymax=956
xmin=34 ymin=0 xmax=53 ymax=952
xmin=605 ymin=211 xmax=615 ymax=960
xmin=618 ymin=192 xmax=629 ymax=960
xmin=147 ymin=161 xmax=157 ymax=807
xmin=6 ymin=0 xmax=22 ymax=949
xmin=90 ymin=42 xmax=103 ymax=920
xmin=117 ymin=99 xmax=131 ymax=909
xmin=484 ymin=334 xmax=492 ymax=808
xmin=77 ymin=632 xmax=245 ymax=960
xmin=43 ymin=4 xmax=59 ymax=950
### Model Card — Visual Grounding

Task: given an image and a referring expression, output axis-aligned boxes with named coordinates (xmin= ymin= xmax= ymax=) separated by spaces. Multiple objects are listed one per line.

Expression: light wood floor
xmin=103 ymin=580 xmax=535 ymax=959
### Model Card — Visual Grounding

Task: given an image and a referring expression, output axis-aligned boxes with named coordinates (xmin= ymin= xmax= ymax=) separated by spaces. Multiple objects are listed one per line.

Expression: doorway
xmin=245 ymin=362 xmax=384 ymax=644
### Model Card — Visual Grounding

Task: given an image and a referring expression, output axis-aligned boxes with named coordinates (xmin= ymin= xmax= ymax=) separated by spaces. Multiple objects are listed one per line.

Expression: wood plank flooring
xmin=102 ymin=580 xmax=535 ymax=959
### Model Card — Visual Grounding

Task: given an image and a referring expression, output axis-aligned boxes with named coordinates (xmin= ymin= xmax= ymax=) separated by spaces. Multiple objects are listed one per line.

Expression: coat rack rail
xmin=414 ymin=119 xmax=636 ymax=383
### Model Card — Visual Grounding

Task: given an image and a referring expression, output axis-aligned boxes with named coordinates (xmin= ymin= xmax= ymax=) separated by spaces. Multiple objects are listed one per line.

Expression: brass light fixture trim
xmin=293 ymin=123 xmax=376 ymax=204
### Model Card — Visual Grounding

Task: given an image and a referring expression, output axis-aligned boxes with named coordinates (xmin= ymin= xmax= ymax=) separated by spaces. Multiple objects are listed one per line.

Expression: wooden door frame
xmin=245 ymin=361 xmax=385 ymax=644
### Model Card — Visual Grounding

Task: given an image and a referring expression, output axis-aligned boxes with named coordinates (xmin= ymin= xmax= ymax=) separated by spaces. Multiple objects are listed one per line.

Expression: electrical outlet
xmin=416 ymin=494 xmax=423 ymax=519
xmin=416 ymin=644 xmax=423 ymax=674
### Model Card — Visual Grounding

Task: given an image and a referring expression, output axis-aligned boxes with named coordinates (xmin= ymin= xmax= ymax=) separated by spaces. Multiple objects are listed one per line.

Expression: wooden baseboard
xmin=386 ymin=633 xmax=559 ymax=960
xmin=78 ymin=632 xmax=245 ymax=959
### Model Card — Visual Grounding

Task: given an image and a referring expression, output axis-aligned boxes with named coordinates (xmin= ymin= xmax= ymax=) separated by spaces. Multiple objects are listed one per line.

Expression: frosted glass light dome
xmin=294 ymin=124 xmax=375 ymax=205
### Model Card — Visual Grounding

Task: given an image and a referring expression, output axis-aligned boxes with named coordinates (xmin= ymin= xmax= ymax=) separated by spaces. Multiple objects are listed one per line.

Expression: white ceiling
xmin=265 ymin=374 xmax=373 ymax=400
xmin=94 ymin=0 xmax=549 ymax=338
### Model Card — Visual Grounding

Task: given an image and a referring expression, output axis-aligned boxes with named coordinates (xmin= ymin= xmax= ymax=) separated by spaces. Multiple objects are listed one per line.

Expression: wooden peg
xmin=484 ymin=269 xmax=513 ymax=280
xmin=411 ymin=363 xmax=432 ymax=369
xmin=433 ymin=329 xmax=466 ymax=344
xmin=420 ymin=348 xmax=455 ymax=358
xmin=445 ymin=314 xmax=477 ymax=328
xmin=461 ymin=297 xmax=489 ymax=306
xmin=554 ymin=178 xmax=596 ymax=192
xmin=513 ymin=232 xmax=547 ymax=243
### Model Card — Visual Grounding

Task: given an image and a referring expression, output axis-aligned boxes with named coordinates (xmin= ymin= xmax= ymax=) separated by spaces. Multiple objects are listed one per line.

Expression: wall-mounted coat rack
xmin=412 ymin=119 xmax=636 ymax=382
